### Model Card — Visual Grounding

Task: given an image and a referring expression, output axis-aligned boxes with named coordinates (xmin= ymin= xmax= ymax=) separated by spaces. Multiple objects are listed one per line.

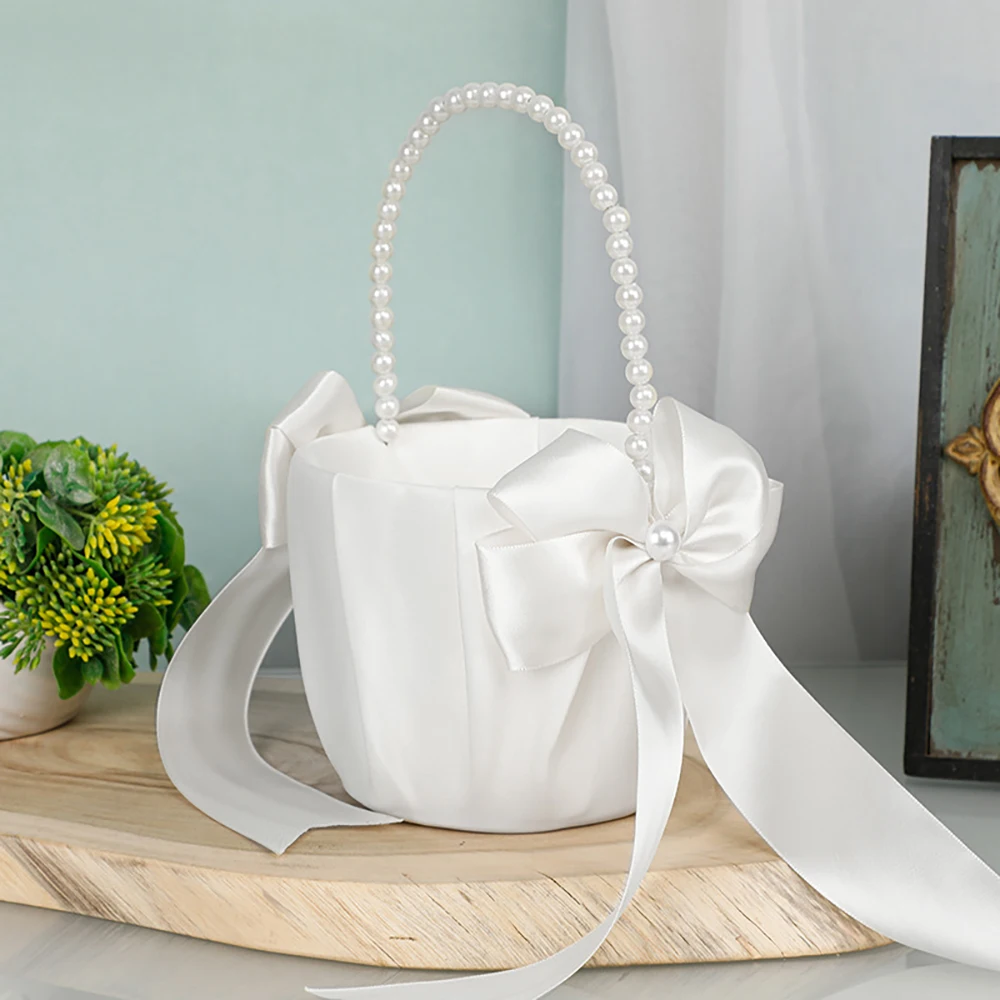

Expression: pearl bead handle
xmin=368 ymin=82 xmax=656 ymax=485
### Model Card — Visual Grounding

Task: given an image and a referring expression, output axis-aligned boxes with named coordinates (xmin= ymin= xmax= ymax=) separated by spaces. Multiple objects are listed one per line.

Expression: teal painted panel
xmin=0 ymin=0 xmax=567 ymax=593
xmin=932 ymin=160 xmax=1000 ymax=758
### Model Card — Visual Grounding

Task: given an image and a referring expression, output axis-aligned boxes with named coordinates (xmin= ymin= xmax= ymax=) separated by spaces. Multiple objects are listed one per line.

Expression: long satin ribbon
xmin=671 ymin=598 xmax=1000 ymax=968
xmin=158 ymin=372 xmax=1000 ymax=1000
xmin=156 ymin=547 xmax=400 ymax=854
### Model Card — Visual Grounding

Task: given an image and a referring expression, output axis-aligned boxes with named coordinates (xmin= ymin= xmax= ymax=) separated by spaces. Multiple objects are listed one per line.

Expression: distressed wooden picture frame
xmin=907 ymin=136 xmax=1000 ymax=781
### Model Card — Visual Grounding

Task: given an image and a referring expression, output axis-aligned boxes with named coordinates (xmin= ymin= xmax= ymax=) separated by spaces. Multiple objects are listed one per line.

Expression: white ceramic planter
xmin=0 ymin=643 xmax=91 ymax=740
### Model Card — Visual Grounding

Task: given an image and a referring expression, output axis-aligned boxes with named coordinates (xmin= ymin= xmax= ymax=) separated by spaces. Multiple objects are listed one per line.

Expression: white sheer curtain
xmin=560 ymin=0 xmax=1000 ymax=664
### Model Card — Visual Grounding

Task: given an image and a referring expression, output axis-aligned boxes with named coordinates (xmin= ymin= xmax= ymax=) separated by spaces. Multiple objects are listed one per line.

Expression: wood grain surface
xmin=0 ymin=674 xmax=889 ymax=969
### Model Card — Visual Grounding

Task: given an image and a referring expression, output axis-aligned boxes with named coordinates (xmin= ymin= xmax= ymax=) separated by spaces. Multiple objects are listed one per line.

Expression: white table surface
xmin=3 ymin=664 xmax=1000 ymax=1000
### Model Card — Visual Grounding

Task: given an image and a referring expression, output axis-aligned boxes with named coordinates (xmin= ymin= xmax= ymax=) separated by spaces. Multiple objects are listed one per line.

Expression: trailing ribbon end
xmin=157 ymin=548 xmax=402 ymax=855
xmin=669 ymin=590 xmax=1000 ymax=973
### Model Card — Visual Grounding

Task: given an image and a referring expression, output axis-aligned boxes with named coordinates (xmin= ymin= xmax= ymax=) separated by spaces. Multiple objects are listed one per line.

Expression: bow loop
xmin=654 ymin=400 xmax=782 ymax=612
xmin=260 ymin=372 xmax=366 ymax=548
xmin=488 ymin=429 xmax=649 ymax=543
xmin=478 ymin=430 xmax=652 ymax=672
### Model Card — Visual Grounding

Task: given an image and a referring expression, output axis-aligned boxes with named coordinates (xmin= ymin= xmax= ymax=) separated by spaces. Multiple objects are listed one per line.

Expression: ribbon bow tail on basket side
xmin=156 ymin=372 xmax=530 ymax=854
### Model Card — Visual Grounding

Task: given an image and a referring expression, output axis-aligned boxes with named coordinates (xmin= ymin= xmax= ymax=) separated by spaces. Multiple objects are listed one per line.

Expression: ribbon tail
xmin=308 ymin=545 xmax=684 ymax=999
xmin=157 ymin=547 xmax=401 ymax=856
xmin=666 ymin=582 xmax=1000 ymax=971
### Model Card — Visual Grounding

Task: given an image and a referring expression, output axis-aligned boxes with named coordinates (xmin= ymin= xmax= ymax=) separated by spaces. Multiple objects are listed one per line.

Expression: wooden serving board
xmin=0 ymin=674 xmax=889 ymax=970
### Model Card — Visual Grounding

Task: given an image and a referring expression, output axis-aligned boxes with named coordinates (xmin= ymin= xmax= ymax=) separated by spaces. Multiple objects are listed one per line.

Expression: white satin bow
xmin=477 ymin=399 xmax=781 ymax=678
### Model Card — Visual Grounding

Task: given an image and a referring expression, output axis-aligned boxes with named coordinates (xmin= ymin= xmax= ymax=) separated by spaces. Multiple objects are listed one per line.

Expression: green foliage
xmin=44 ymin=443 xmax=96 ymax=506
xmin=179 ymin=565 xmax=210 ymax=632
xmin=0 ymin=432 xmax=210 ymax=699
xmin=52 ymin=644 xmax=84 ymax=700
xmin=0 ymin=432 xmax=36 ymax=464
xmin=36 ymin=495 xmax=85 ymax=550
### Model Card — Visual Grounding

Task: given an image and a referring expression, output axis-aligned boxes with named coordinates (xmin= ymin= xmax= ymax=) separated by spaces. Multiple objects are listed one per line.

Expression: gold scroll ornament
xmin=945 ymin=376 xmax=1000 ymax=527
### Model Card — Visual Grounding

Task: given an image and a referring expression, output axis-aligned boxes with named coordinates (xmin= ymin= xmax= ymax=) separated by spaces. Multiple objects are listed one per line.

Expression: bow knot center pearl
xmin=645 ymin=520 xmax=680 ymax=562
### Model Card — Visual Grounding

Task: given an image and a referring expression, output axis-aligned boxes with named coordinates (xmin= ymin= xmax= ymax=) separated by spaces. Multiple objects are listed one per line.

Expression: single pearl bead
xmin=513 ymin=86 xmax=535 ymax=113
xmin=390 ymin=159 xmax=412 ymax=183
xmin=603 ymin=206 xmax=631 ymax=233
xmin=418 ymin=113 xmax=440 ymax=135
xmin=369 ymin=284 xmax=392 ymax=308
xmin=611 ymin=257 xmax=638 ymax=284
xmin=558 ymin=123 xmax=585 ymax=149
xmin=374 ymin=373 xmax=398 ymax=397
xmin=371 ymin=352 xmax=395 ymax=375
xmin=528 ymin=94 xmax=554 ymax=122
xmin=374 ymin=219 xmax=396 ymax=242
xmin=581 ymin=161 xmax=609 ymax=189
xmin=371 ymin=308 xmax=394 ymax=331
xmin=378 ymin=200 xmax=400 ymax=221
xmin=370 ymin=262 xmax=392 ymax=283
xmin=371 ymin=240 xmax=393 ymax=263
xmin=627 ymin=408 xmax=654 ymax=434
xmin=444 ymin=87 xmax=466 ymax=114
xmin=399 ymin=143 xmax=421 ymax=165
xmin=633 ymin=459 xmax=655 ymax=484
xmin=497 ymin=83 xmax=517 ymax=109
xmin=619 ymin=309 xmax=646 ymax=335
xmin=383 ymin=180 xmax=404 ymax=202
xmin=616 ymin=283 xmax=642 ymax=309
xmin=374 ymin=395 xmax=400 ymax=420
xmin=570 ymin=141 xmax=598 ymax=167
xmin=645 ymin=520 xmax=680 ymax=562
xmin=591 ymin=183 xmax=619 ymax=210
xmin=630 ymin=384 xmax=658 ymax=410
xmin=626 ymin=359 xmax=653 ymax=385
xmin=462 ymin=83 xmax=482 ymax=108
xmin=408 ymin=127 xmax=430 ymax=149
xmin=624 ymin=434 xmax=650 ymax=461
xmin=375 ymin=419 xmax=399 ymax=444
xmin=429 ymin=99 xmax=450 ymax=123
xmin=371 ymin=329 xmax=394 ymax=351
xmin=606 ymin=232 xmax=633 ymax=258
xmin=480 ymin=82 xmax=499 ymax=108
xmin=545 ymin=108 xmax=570 ymax=134
xmin=621 ymin=335 xmax=648 ymax=360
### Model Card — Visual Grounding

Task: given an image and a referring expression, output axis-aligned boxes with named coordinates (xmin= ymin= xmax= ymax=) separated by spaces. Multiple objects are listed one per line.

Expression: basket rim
xmin=289 ymin=415 xmax=629 ymax=494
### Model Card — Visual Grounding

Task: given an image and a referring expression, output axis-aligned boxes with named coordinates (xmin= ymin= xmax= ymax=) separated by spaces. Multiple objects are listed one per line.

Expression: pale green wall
xmin=0 ymin=0 xmax=567 ymax=593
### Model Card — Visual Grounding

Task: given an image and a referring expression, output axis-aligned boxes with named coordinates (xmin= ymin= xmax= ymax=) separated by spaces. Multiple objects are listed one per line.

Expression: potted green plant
xmin=0 ymin=430 xmax=209 ymax=739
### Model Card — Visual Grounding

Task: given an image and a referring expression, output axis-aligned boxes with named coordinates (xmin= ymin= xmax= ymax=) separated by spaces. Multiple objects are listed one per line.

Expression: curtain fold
xmin=561 ymin=0 xmax=1000 ymax=663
